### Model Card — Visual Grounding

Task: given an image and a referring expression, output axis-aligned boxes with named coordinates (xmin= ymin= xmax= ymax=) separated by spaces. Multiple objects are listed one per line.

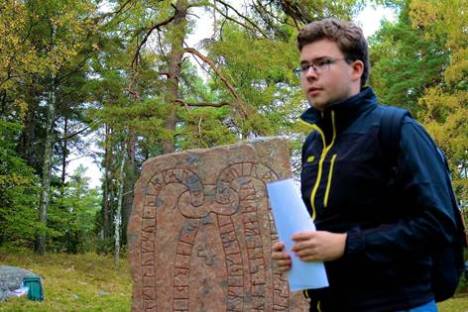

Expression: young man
xmin=272 ymin=18 xmax=457 ymax=312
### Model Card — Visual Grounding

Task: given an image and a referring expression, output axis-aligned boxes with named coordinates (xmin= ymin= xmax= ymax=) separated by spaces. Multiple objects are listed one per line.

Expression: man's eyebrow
xmin=300 ymin=56 xmax=328 ymax=64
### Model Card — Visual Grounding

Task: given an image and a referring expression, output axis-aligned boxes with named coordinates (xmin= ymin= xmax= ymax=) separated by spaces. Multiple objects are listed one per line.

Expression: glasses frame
xmin=294 ymin=57 xmax=349 ymax=77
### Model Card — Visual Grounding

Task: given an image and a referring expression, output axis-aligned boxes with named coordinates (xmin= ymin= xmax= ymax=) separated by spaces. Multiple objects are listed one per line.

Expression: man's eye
xmin=301 ymin=64 xmax=310 ymax=71
xmin=316 ymin=59 xmax=331 ymax=67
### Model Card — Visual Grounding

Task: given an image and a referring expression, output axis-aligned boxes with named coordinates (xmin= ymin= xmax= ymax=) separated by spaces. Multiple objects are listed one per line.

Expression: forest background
xmin=1 ymin=0 xmax=466 ymax=278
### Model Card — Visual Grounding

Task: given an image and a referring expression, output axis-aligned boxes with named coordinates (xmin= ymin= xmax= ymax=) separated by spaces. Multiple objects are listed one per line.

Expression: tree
xmin=409 ymin=0 xmax=467 ymax=205
xmin=1 ymin=0 xmax=42 ymax=248
xmin=92 ymin=0 xmax=368 ymax=253
xmin=0 ymin=121 xmax=39 ymax=247
xmin=369 ymin=0 xmax=448 ymax=113
xmin=371 ymin=0 xmax=466 ymax=206
xmin=1 ymin=0 xmax=102 ymax=253
xmin=48 ymin=165 xmax=101 ymax=253
xmin=2 ymin=0 xmax=370 ymax=253
xmin=25 ymin=0 xmax=100 ymax=254
xmin=0 ymin=0 xmax=45 ymax=121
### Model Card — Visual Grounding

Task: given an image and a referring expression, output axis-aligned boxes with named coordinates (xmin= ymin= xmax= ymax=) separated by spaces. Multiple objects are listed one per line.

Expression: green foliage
xmin=2 ymin=0 xmax=464 ymax=261
xmin=207 ymin=23 xmax=302 ymax=136
xmin=0 ymin=0 xmax=43 ymax=121
xmin=176 ymin=107 xmax=236 ymax=149
xmin=407 ymin=0 xmax=467 ymax=204
xmin=47 ymin=165 xmax=101 ymax=253
xmin=0 ymin=121 xmax=40 ymax=246
xmin=369 ymin=1 xmax=449 ymax=113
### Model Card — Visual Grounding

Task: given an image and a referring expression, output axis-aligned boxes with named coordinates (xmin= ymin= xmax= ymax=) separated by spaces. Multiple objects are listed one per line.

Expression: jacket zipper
xmin=309 ymin=111 xmax=337 ymax=220
xmin=324 ymin=154 xmax=337 ymax=207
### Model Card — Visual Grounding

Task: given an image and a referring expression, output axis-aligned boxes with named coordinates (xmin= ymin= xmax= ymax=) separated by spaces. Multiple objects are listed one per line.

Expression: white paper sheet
xmin=267 ymin=178 xmax=329 ymax=292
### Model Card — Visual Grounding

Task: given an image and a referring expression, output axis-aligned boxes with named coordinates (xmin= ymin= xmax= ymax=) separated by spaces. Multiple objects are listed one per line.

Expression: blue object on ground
xmin=22 ymin=277 xmax=43 ymax=301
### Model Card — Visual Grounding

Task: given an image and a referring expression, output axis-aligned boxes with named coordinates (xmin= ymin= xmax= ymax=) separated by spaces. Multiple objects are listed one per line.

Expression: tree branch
xmin=183 ymin=47 xmax=248 ymax=117
xmin=99 ymin=0 xmax=165 ymax=21
xmin=253 ymin=0 xmax=297 ymax=32
xmin=174 ymin=99 xmax=230 ymax=107
xmin=55 ymin=126 xmax=91 ymax=143
xmin=212 ymin=0 xmax=269 ymax=38
xmin=211 ymin=6 xmax=257 ymax=35
xmin=111 ymin=0 xmax=135 ymax=16
xmin=0 ymin=67 xmax=13 ymax=89
xmin=277 ymin=0 xmax=314 ymax=25
xmin=132 ymin=6 xmax=178 ymax=68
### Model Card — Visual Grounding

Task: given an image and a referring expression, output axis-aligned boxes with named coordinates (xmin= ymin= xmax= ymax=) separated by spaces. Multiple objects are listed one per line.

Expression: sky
xmin=68 ymin=4 xmax=397 ymax=189
xmin=357 ymin=6 xmax=397 ymax=37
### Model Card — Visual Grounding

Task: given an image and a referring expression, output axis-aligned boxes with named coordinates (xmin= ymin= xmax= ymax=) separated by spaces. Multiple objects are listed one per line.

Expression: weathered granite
xmin=128 ymin=137 xmax=309 ymax=311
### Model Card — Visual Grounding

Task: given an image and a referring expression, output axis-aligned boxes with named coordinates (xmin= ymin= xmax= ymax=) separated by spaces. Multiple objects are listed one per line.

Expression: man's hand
xmin=291 ymin=231 xmax=347 ymax=262
xmin=272 ymin=241 xmax=291 ymax=273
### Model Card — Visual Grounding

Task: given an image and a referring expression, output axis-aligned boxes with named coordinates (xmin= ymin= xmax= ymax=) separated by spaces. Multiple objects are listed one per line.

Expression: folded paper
xmin=267 ymin=178 xmax=329 ymax=291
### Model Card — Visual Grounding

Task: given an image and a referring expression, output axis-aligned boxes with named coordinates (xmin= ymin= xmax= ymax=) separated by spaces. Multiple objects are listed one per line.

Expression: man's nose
xmin=304 ymin=66 xmax=318 ymax=80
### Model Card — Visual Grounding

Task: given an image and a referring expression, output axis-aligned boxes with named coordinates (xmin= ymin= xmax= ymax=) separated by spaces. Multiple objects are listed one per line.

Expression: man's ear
xmin=351 ymin=60 xmax=364 ymax=82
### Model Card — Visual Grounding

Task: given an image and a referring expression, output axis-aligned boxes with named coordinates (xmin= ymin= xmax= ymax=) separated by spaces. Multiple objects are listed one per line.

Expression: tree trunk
xmin=0 ymin=90 xmax=7 ymax=117
xmin=36 ymin=73 xmax=56 ymax=255
xmin=61 ymin=117 xmax=69 ymax=186
xmin=17 ymin=97 xmax=39 ymax=171
xmin=162 ymin=0 xmax=188 ymax=154
xmin=122 ymin=130 xmax=137 ymax=246
xmin=114 ymin=139 xmax=127 ymax=266
xmin=102 ymin=123 xmax=113 ymax=240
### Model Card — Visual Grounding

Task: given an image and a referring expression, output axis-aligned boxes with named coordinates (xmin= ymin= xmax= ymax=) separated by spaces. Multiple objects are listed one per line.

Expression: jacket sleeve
xmin=344 ymin=117 xmax=458 ymax=262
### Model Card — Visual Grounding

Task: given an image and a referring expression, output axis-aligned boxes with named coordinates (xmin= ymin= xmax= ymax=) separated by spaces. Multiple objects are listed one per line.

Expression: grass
xmin=0 ymin=247 xmax=467 ymax=311
xmin=439 ymin=295 xmax=468 ymax=312
xmin=0 ymin=247 xmax=131 ymax=312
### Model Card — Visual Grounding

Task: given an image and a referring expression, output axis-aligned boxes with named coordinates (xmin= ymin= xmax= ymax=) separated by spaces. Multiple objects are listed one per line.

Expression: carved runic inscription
xmin=128 ymin=138 xmax=309 ymax=311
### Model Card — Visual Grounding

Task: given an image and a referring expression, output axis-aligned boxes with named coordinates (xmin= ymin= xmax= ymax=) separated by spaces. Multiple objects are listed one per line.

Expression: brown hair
xmin=297 ymin=18 xmax=369 ymax=88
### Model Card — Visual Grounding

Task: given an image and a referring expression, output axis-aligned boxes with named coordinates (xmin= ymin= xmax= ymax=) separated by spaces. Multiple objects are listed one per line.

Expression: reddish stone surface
xmin=128 ymin=137 xmax=309 ymax=311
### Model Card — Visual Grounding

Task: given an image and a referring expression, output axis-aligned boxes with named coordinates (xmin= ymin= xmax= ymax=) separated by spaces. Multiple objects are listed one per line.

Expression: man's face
xmin=299 ymin=38 xmax=361 ymax=110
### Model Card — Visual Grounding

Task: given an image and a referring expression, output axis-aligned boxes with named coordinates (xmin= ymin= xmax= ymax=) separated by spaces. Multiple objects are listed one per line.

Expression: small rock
xmin=98 ymin=290 xmax=109 ymax=296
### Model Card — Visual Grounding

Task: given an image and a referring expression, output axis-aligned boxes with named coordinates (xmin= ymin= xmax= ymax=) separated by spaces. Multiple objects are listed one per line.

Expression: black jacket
xmin=300 ymin=87 xmax=457 ymax=312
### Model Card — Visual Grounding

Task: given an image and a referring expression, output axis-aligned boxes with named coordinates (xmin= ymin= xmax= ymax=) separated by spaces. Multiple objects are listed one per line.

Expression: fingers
xmin=291 ymin=240 xmax=314 ymax=253
xmin=291 ymin=233 xmax=307 ymax=241
xmin=272 ymin=242 xmax=289 ymax=260
xmin=272 ymin=247 xmax=290 ymax=260
xmin=291 ymin=231 xmax=347 ymax=262
xmin=291 ymin=233 xmax=319 ymax=260
xmin=294 ymin=247 xmax=317 ymax=259
xmin=272 ymin=241 xmax=291 ymax=273
xmin=272 ymin=241 xmax=285 ymax=252
xmin=297 ymin=254 xmax=320 ymax=262
xmin=274 ymin=255 xmax=292 ymax=273
xmin=291 ymin=231 xmax=315 ymax=241
xmin=272 ymin=241 xmax=289 ymax=261
xmin=275 ymin=259 xmax=291 ymax=273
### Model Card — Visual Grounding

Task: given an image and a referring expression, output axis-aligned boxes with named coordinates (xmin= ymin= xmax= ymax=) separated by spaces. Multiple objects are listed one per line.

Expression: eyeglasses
xmin=294 ymin=58 xmax=347 ymax=76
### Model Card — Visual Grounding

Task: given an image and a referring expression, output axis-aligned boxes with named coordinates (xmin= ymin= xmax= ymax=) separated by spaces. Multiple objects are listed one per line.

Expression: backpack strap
xmin=379 ymin=105 xmax=411 ymax=172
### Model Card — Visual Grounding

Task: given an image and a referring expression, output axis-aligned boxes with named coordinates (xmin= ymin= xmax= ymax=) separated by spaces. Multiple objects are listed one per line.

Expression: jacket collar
xmin=300 ymin=87 xmax=378 ymax=125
